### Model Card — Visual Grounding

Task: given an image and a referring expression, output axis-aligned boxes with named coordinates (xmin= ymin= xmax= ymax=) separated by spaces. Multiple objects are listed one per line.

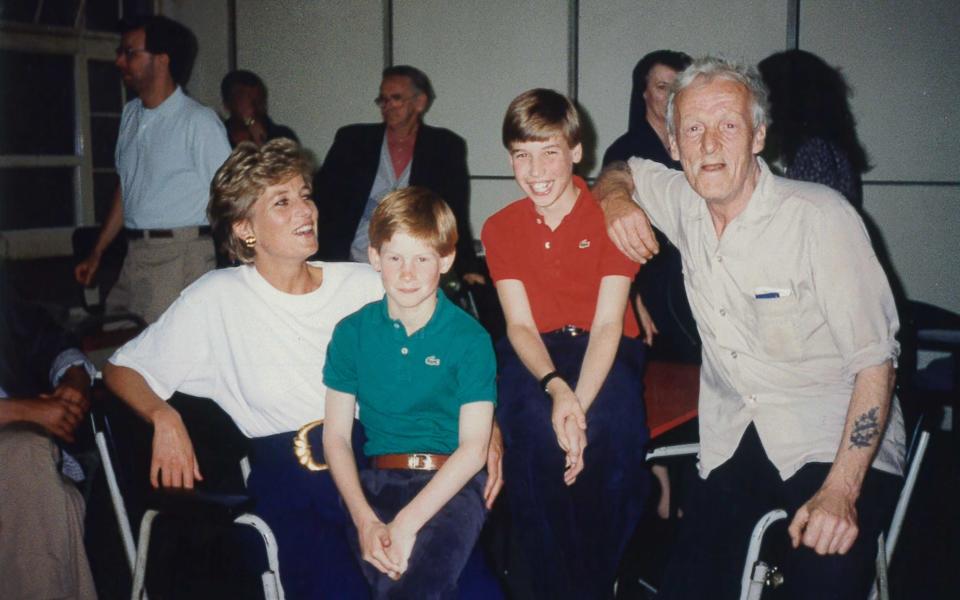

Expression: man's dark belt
xmin=125 ymin=226 xmax=211 ymax=240
xmin=371 ymin=453 xmax=449 ymax=471
xmin=546 ymin=324 xmax=588 ymax=337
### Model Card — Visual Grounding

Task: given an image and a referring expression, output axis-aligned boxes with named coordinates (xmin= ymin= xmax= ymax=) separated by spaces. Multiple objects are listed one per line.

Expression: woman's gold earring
xmin=243 ymin=235 xmax=256 ymax=248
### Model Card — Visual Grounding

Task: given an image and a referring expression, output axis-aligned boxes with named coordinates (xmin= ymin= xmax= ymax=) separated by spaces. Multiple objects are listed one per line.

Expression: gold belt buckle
xmin=293 ymin=419 xmax=328 ymax=472
xmin=407 ymin=453 xmax=434 ymax=470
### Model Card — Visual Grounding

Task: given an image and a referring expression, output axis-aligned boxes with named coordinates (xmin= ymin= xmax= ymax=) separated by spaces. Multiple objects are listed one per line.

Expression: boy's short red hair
xmin=502 ymin=88 xmax=581 ymax=149
xmin=369 ymin=186 xmax=458 ymax=257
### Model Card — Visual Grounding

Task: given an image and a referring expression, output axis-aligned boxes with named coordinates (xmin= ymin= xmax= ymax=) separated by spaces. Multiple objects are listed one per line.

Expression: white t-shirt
xmin=109 ymin=262 xmax=383 ymax=437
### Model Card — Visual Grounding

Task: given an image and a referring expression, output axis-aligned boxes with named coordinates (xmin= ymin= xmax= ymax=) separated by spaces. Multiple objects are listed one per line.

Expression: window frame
xmin=0 ymin=20 xmax=127 ymax=258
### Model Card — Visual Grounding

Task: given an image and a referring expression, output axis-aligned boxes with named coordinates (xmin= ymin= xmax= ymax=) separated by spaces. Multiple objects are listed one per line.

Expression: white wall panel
xmin=863 ymin=184 xmax=960 ymax=314
xmin=801 ymin=1 xmax=960 ymax=182
xmin=163 ymin=0 xmax=230 ymax=112
xmin=579 ymin=0 xmax=788 ymax=176
xmin=469 ymin=178 xmax=525 ymax=245
xmin=393 ymin=0 xmax=569 ymax=178
xmin=236 ymin=0 xmax=384 ymax=162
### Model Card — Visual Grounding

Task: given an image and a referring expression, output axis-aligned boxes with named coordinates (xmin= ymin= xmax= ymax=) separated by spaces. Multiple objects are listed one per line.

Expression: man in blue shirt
xmin=75 ymin=16 xmax=230 ymax=323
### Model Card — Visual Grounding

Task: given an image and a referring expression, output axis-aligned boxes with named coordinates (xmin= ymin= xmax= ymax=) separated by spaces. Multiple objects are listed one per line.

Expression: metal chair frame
xmin=636 ymin=414 xmax=930 ymax=600
xmin=90 ymin=390 xmax=284 ymax=600
xmin=741 ymin=422 xmax=931 ymax=600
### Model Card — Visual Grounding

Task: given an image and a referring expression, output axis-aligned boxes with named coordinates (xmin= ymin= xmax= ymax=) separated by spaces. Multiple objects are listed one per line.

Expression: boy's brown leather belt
xmin=371 ymin=453 xmax=449 ymax=470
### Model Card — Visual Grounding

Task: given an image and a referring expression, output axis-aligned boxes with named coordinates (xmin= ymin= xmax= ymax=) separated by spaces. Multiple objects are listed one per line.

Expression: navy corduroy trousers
xmin=496 ymin=333 xmax=651 ymax=599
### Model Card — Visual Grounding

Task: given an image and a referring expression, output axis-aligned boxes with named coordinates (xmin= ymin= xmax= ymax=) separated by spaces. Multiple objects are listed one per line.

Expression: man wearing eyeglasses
xmin=75 ymin=16 xmax=230 ymax=323
xmin=313 ymin=65 xmax=483 ymax=285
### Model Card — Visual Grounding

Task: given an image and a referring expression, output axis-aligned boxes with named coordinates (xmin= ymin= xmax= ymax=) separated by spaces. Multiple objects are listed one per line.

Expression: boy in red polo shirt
xmin=481 ymin=88 xmax=650 ymax=599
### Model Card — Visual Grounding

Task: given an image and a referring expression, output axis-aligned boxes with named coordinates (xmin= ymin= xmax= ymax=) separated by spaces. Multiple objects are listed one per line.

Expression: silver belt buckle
xmin=407 ymin=453 xmax=434 ymax=470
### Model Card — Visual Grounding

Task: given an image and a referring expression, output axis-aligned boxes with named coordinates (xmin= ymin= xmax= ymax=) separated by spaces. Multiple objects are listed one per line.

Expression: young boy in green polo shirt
xmin=322 ymin=186 xmax=496 ymax=598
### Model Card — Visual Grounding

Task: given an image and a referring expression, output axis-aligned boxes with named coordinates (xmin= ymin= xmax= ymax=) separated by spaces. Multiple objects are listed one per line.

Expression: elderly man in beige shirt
xmin=595 ymin=56 xmax=903 ymax=600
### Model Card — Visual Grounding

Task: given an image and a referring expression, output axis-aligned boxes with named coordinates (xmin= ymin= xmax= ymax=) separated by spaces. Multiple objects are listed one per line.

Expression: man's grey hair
xmin=666 ymin=56 xmax=769 ymax=138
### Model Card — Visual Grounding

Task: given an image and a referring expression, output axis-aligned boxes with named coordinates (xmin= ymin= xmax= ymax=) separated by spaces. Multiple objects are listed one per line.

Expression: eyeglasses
xmin=374 ymin=92 xmax=419 ymax=108
xmin=115 ymin=46 xmax=149 ymax=59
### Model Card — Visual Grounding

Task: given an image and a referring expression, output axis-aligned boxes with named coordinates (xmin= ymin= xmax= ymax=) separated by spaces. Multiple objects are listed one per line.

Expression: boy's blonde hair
xmin=502 ymin=88 xmax=581 ymax=149
xmin=369 ymin=187 xmax=458 ymax=256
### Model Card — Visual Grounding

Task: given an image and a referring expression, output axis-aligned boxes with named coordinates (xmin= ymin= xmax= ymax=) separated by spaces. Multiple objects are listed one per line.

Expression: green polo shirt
xmin=323 ymin=292 xmax=496 ymax=456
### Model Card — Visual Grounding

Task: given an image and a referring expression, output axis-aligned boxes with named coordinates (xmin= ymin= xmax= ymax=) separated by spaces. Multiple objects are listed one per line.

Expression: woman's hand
xmin=150 ymin=407 xmax=203 ymax=489
xmin=359 ymin=517 xmax=403 ymax=579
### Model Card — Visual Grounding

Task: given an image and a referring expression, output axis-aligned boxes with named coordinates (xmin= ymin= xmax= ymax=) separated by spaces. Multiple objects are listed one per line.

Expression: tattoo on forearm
xmin=849 ymin=406 xmax=881 ymax=449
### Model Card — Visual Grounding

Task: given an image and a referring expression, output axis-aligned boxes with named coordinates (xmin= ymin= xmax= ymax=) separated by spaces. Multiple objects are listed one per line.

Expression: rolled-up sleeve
xmin=809 ymin=200 xmax=899 ymax=378
xmin=49 ymin=349 xmax=96 ymax=387
xmin=626 ymin=157 xmax=693 ymax=245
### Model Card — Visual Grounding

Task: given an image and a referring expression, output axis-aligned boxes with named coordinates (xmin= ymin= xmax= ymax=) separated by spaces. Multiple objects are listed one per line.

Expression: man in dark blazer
xmin=313 ymin=65 xmax=483 ymax=283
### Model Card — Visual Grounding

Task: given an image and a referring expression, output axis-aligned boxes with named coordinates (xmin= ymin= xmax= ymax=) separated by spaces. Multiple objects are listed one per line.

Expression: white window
xmin=0 ymin=1 xmax=152 ymax=258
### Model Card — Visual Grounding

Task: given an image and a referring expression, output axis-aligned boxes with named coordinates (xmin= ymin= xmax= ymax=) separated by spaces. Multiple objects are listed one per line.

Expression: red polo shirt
xmin=481 ymin=176 xmax=640 ymax=337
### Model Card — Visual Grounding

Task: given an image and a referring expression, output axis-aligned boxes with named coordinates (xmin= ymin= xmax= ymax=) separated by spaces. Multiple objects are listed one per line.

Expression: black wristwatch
xmin=539 ymin=370 xmax=563 ymax=394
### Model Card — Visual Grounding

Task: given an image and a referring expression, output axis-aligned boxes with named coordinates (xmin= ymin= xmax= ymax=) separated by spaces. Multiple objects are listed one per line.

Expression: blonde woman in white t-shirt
xmin=104 ymin=138 xmax=384 ymax=598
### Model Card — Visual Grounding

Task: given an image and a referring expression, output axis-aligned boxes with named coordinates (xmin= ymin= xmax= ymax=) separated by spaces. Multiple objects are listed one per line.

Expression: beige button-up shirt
xmin=628 ymin=157 xmax=904 ymax=479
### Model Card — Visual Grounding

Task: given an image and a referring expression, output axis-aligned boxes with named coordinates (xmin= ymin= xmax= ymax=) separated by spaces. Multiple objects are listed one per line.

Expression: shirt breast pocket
xmin=752 ymin=295 xmax=803 ymax=362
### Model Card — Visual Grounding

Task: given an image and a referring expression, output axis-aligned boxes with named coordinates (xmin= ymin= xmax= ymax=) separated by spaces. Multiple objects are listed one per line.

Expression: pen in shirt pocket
xmin=754 ymin=287 xmax=792 ymax=299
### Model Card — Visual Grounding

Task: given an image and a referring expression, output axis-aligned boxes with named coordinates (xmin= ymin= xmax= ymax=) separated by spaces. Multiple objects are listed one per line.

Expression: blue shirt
xmin=324 ymin=292 xmax=496 ymax=456
xmin=115 ymin=86 xmax=231 ymax=229
xmin=349 ymin=133 xmax=412 ymax=262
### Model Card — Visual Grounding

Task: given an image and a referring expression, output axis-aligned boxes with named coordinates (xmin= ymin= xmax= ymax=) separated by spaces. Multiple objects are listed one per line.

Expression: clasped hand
xmin=27 ymin=366 xmax=92 ymax=443
xmin=550 ymin=386 xmax=587 ymax=485
xmin=359 ymin=516 xmax=417 ymax=580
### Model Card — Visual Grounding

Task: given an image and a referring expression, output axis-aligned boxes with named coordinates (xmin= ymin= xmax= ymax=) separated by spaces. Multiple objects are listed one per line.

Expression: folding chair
xmin=629 ymin=441 xmax=700 ymax=596
xmin=629 ymin=361 xmax=701 ymax=596
xmin=90 ymin=386 xmax=284 ymax=599
xmin=739 ymin=418 xmax=931 ymax=600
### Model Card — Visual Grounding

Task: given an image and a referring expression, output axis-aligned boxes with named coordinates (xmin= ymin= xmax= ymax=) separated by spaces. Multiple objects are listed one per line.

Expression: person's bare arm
xmin=634 ymin=293 xmax=658 ymax=347
xmin=482 ymin=419 xmax=504 ymax=509
xmin=593 ymin=162 xmax=659 ymax=263
xmin=323 ymin=389 xmax=402 ymax=579
xmin=574 ymin=275 xmax=631 ymax=412
xmin=75 ymin=184 xmax=124 ymax=286
xmin=788 ymin=360 xmax=895 ymax=555
xmin=103 ymin=362 xmax=203 ymax=489
xmin=386 ymin=401 xmax=494 ymax=572
xmin=494 ymin=279 xmax=586 ymax=480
